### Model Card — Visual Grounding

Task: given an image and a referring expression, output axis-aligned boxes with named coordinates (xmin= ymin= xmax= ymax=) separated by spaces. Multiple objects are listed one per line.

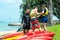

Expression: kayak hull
xmin=3 ymin=31 xmax=55 ymax=40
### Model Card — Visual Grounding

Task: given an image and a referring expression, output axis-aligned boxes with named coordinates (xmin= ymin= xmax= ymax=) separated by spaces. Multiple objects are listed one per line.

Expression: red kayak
xmin=36 ymin=32 xmax=55 ymax=37
xmin=16 ymin=32 xmax=53 ymax=40
xmin=16 ymin=36 xmax=53 ymax=40
xmin=34 ymin=30 xmax=45 ymax=34
xmin=2 ymin=32 xmax=23 ymax=39
xmin=34 ymin=31 xmax=55 ymax=37
xmin=2 ymin=30 xmax=55 ymax=40
xmin=31 ymin=36 xmax=53 ymax=40
xmin=26 ymin=32 xmax=33 ymax=36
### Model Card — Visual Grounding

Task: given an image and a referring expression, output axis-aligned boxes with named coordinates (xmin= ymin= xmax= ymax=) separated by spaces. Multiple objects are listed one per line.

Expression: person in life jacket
xmin=40 ymin=4 xmax=49 ymax=31
xmin=30 ymin=6 xmax=42 ymax=32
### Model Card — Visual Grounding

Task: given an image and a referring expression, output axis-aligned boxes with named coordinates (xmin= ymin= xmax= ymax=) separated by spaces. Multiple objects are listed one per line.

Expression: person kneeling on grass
xmin=21 ymin=8 xmax=30 ymax=34
xmin=30 ymin=6 xmax=42 ymax=32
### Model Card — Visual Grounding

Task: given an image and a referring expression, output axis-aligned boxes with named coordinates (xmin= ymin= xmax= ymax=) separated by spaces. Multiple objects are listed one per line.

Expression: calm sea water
xmin=0 ymin=22 xmax=20 ymax=32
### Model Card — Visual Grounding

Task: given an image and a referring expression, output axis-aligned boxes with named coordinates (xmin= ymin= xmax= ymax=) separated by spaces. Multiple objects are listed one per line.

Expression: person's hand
xmin=37 ymin=15 xmax=40 ymax=17
xmin=19 ymin=23 xmax=23 ymax=26
xmin=39 ymin=12 xmax=42 ymax=15
xmin=21 ymin=24 xmax=23 ymax=26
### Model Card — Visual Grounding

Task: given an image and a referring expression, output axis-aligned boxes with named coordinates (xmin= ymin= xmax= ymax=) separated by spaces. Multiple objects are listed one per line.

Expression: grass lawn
xmin=47 ymin=24 xmax=60 ymax=40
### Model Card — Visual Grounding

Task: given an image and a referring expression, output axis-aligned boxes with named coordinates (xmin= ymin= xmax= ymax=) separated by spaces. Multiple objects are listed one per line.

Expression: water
xmin=0 ymin=22 xmax=20 ymax=32
xmin=0 ymin=0 xmax=23 ymax=32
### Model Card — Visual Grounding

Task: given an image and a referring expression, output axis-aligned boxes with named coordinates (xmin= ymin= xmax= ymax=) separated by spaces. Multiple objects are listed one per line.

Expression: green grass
xmin=47 ymin=24 xmax=60 ymax=40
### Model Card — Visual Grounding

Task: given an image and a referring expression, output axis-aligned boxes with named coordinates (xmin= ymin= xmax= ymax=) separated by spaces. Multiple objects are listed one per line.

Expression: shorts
xmin=31 ymin=18 xmax=40 ymax=30
xmin=41 ymin=16 xmax=48 ymax=23
xmin=23 ymin=23 xmax=30 ymax=30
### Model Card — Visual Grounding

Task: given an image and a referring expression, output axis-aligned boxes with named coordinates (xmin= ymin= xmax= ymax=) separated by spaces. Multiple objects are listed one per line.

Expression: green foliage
xmin=20 ymin=0 xmax=60 ymax=19
xmin=21 ymin=0 xmax=47 ymax=13
xmin=53 ymin=0 xmax=60 ymax=19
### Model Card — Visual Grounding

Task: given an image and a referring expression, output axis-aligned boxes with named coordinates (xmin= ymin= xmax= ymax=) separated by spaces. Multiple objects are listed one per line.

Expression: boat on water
xmin=8 ymin=23 xmax=22 ymax=26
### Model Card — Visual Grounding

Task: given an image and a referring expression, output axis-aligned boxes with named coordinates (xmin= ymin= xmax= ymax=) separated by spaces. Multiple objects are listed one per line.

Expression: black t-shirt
xmin=42 ymin=8 xmax=46 ymax=14
xmin=21 ymin=14 xmax=30 ymax=24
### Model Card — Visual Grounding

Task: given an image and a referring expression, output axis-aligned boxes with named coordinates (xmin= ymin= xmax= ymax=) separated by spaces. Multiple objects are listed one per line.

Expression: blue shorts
xmin=41 ymin=16 xmax=48 ymax=23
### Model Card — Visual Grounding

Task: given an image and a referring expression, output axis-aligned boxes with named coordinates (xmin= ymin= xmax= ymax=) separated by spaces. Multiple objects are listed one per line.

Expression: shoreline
xmin=0 ymin=30 xmax=17 ymax=37
xmin=0 ymin=29 xmax=40 ymax=37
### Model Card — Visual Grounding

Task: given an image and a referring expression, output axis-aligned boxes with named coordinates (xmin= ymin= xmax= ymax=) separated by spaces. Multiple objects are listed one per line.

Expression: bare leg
xmin=23 ymin=29 xmax=26 ymax=34
xmin=37 ymin=27 xmax=42 ymax=31
xmin=26 ymin=29 xmax=29 ymax=33
xmin=33 ymin=29 xmax=34 ymax=32
xmin=43 ymin=23 xmax=47 ymax=31
xmin=32 ymin=27 xmax=35 ymax=32
xmin=38 ymin=22 xmax=42 ymax=31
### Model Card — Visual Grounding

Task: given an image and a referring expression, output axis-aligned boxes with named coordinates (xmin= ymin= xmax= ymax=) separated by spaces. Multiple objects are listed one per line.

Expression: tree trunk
xmin=47 ymin=0 xmax=53 ymax=26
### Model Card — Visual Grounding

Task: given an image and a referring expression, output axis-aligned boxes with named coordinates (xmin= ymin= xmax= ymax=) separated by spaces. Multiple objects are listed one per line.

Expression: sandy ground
xmin=0 ymin=30 xmax=17 ymax=37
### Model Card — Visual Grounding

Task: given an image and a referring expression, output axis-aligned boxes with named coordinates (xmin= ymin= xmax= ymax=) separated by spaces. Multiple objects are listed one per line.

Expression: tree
xmin=20 ymin=0 xmax=60 ymax=26
xmin=53 ymin=0 xmax=60 ymax=19
xmin=20 ymin=0 xmax=47 ymax=13
xmin=47 ymin=0 xmax=53 ymax=26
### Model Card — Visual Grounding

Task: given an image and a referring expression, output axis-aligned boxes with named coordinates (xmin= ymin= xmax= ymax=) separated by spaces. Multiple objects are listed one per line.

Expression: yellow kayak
xmin=4 ymin=34 xmax=24 ymax=40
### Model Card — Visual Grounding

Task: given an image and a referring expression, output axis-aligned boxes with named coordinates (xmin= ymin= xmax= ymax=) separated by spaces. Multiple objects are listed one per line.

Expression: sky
xmin=0 ymin=0 xmax=22 ymax=22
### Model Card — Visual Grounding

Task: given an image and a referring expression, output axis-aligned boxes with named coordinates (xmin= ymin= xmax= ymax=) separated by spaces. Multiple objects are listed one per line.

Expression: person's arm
xmin=40 ymin=9 xmax=45 ymax=15
xmin=31 ymin=9 xmax=40 ymax=17
xmin=21 ymin=15 xmax=24 ymax=26
xmin=34 ymin=9 xmax=40 ymax=14
xmin=40 ymin=8 xmax=47 ymax=15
